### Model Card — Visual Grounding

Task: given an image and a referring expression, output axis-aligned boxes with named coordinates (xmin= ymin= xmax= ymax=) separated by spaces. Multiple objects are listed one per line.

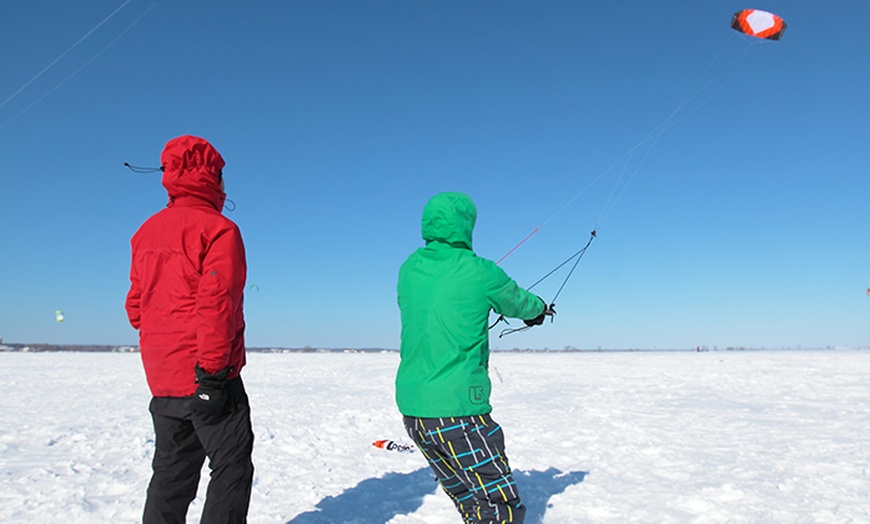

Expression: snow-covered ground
xmin=1 ymin=349 xmax=868 ymax=523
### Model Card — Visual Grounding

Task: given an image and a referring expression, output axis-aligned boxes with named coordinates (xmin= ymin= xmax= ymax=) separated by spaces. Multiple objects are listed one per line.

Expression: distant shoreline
xmin=0 ymin=343 xmax=864 ymax=354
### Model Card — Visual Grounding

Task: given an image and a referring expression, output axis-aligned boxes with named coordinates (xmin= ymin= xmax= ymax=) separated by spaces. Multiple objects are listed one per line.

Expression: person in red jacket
xmin=126 ymin=135 xmax=254 ymax=524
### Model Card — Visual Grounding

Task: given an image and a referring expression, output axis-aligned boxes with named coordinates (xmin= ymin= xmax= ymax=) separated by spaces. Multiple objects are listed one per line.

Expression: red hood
xmin=160 ymin=135 xmax=226 ymax=210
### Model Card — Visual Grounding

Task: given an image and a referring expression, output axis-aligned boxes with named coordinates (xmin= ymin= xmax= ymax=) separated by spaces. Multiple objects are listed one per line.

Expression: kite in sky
xmin=731 ymin=9 xmax=787 ymax=40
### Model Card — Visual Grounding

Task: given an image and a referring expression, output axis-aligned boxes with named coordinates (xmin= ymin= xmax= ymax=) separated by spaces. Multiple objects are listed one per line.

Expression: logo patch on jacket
xmin=469 ymin=386 xmax=485 ymax=405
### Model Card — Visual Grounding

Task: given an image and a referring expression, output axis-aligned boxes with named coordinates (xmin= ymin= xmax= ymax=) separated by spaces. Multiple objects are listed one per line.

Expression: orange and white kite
xmin=731 ymin=9 xmax=787 ymax=41
xmin=373 ymin=439 xmax=415 ymax=454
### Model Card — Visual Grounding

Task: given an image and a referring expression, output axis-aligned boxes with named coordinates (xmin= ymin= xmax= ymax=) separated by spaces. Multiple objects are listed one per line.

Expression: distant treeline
xmin=0 ymin=343 xmax=395 ymax=354
xmin=0 ymin=344 xmax=649 ymax=353
xmin=0 ymin=343 xmax=139 ymax=353
xmin=0 ymin=343 xmax=855 ymax=353
xmin=0 ymin=344 xmax=672 ymax=353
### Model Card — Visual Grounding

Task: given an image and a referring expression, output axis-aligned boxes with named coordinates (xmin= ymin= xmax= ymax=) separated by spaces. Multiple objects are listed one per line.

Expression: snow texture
xmin=1 ymin=350 xmax=868 ymax=523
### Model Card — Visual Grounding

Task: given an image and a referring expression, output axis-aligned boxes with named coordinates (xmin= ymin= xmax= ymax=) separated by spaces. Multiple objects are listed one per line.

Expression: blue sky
xmin=1 ymin=1 xmax=867 ymax=350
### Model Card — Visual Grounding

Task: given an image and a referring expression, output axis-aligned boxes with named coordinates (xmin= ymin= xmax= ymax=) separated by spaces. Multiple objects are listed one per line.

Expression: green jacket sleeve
xmin=484 ymin=260 xmax=545 ymax=320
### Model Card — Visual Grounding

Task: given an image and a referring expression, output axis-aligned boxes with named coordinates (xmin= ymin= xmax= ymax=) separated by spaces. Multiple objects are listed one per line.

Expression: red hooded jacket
xmin=126 ymin=135 xmax=247 ymax=397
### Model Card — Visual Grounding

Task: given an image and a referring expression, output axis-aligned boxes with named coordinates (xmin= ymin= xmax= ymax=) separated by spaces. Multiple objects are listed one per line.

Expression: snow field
xmin=1 ymin=350 xmax=868 ymax=523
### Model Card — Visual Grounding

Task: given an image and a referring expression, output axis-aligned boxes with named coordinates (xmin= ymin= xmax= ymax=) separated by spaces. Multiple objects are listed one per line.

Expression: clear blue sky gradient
xmin=1 ymin=1 xmax=867 ymax=350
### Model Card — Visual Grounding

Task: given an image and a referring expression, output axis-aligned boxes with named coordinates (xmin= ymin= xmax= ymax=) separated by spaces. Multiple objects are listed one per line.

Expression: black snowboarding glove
xmin=188 ymin=364 xmax=230 ymax=424
xmin=524 ymin=297 xmax=556 ymax=326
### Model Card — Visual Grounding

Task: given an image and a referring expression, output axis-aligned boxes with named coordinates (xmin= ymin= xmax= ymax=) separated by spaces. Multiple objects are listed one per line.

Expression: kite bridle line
xmin=492 ymin=229 xmax=596 ymax=337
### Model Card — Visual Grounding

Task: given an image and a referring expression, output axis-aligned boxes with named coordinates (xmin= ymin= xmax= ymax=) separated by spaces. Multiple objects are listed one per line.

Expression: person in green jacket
xmin=396 ymin=192 xmax=553 ymax=523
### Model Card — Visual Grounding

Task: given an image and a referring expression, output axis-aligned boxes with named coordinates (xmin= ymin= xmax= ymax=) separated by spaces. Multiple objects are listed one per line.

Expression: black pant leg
xmin=144 ymin=397 xmax=207 ymax=524
xmin=195 ymin=376 xmax=255 ymax=524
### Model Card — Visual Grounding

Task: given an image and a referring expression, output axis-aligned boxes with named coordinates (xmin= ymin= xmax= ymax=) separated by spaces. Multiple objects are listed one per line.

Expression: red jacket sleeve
xmin=195 ymin=224 xmax=246 ymax=374
xmin=125 ymin=261 xmax=142 ymax=330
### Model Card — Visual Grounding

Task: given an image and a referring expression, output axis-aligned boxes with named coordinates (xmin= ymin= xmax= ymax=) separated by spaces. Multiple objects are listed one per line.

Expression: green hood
xmin=421 ymin=192 xmax=476 ymax=249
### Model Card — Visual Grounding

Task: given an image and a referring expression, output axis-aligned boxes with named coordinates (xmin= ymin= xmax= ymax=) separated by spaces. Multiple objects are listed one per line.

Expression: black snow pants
xmin=143 ymin=376 xmax=254 ymax=524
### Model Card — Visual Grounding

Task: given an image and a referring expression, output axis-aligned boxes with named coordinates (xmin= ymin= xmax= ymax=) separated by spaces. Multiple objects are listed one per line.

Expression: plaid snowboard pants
xmin=404 ymin=414 xmax=526 ymax=523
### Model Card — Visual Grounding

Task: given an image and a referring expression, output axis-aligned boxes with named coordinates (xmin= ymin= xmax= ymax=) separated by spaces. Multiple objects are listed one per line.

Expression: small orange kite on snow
xmin=731 ymin=9 xmax=787 ymax=40
xmin=373 ymin=439 xmax=415 ymax=454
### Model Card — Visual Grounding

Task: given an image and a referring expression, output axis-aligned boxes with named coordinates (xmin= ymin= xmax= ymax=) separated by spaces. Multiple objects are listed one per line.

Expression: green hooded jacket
xmin=396 ymin=192 xmax=544 ymax=417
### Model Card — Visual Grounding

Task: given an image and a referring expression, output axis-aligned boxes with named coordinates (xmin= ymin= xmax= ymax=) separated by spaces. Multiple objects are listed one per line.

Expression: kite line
xmin=0 ymin=1 xmax=157 ymax=129
xmin=494 ymin=10 xmax=785 ymax=335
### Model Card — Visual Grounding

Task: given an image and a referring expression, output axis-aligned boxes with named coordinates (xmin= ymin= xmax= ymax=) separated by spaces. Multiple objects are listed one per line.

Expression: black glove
xmin=524 ymin=298 xmax=556 ymax=326
xmin=188 ymin=364 xmax=230 ymax=424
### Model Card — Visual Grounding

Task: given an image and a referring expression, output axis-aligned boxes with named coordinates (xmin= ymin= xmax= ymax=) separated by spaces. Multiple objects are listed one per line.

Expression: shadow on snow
xmin=517 ymin=468 xmax=588 ymax=523
xmin=285 ymin=468 xmax=434 ymax=524
xmin=285 ymin=466 xmax=587 ymax=523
